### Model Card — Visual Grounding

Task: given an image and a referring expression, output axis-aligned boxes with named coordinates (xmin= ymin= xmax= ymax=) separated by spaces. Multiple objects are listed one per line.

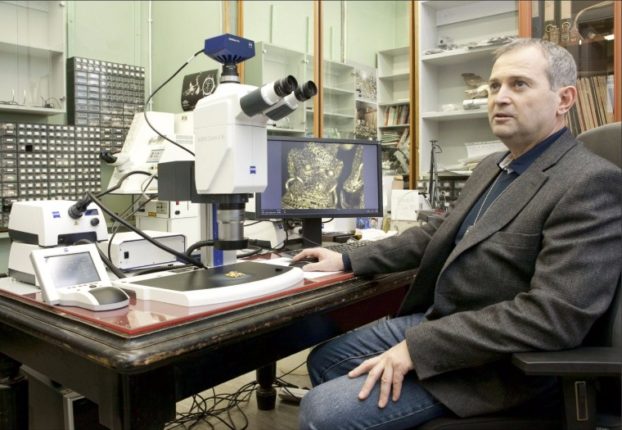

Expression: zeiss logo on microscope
xmin=249 ymin=165 xmax=256 ymax=174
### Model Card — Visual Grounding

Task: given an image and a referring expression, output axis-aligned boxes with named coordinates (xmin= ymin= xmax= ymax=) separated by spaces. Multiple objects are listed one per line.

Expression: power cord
xmin=164 ymin=360 xmax=309 ymax=430
xmin=86 ymin=191 xmax=205 ymax=270
xmin=143 ymin=49 xmax=204 ymax=158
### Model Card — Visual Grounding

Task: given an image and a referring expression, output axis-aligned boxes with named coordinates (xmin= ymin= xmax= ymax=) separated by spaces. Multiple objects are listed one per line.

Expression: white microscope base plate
xmin=114 ymin=261 xmax=304 ymax=307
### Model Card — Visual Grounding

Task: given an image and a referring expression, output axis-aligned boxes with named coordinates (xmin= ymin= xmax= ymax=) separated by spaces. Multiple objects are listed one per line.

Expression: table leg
xmin=255 ymin=363 xmax=276 ymax=410
xmin=0 ymin=353 xmax=27 ymax=430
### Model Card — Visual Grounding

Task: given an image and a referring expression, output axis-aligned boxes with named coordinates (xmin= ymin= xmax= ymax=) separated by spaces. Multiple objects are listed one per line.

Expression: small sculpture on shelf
xmin=461 ymin=73 xmax=489 ymax=110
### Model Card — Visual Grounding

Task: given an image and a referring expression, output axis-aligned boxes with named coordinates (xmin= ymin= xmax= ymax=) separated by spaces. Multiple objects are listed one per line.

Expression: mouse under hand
xmin=288 ymin=256 xmax=319 ymax=268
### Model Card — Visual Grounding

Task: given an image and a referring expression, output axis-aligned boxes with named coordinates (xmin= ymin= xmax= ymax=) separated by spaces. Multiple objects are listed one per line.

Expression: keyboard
xmin=279 ymin=240 xmax=373 ymax=257
xmin=324 ymin=240 xmax=373 ymax=254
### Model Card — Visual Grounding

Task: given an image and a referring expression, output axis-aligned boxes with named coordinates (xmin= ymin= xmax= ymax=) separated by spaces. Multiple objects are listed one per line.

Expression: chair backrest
xmin=578 ymin=122 xmax=622 ymax=348
xmin=576 ymin=121 xmax=622 ymax=168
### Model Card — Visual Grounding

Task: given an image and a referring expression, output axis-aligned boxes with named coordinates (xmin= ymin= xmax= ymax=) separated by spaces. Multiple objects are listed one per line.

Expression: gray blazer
xmin=348 ymin=130 xmax=622 ymax=417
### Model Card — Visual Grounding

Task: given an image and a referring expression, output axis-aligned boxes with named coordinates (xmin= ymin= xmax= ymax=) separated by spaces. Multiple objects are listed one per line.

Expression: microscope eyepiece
xmin=240 ymin=75 xmax=298 ymax=117
xmin=264 ymin=80 xmax=318 ymax=121
xmin=273 ymin=75 xmax=298 ymax=97
xmin=294 ymin=81 xmax=317 ymax=101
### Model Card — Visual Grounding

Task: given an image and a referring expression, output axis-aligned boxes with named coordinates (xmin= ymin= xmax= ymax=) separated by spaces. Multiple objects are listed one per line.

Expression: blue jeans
xmin=299 ymin=314 xmax=450 ymax=430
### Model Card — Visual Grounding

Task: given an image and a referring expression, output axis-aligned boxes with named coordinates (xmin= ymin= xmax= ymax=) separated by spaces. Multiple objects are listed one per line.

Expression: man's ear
xmin=556 ymin=85 xmax=577 ymax=116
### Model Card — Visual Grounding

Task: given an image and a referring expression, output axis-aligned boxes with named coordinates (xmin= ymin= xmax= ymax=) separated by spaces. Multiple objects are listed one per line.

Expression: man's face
xmin=488 ymin=46 xmax=563 ymax=154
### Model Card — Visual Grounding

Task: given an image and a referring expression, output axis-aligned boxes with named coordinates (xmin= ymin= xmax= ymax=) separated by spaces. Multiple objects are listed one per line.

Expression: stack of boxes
xmin=16 ymin=124 xmax=49 ymax=202
xmin=74 ymin=126 xmax=103 ymax=198
xmin=0 ymin=57 xmax=145 ymax=230
xmin=47 ymin=125 xmax=77 ymax=201
xmin=67 ymin=57 xmax=145 ymax=130
xmin=0 ymin=124 xmax=17 ymax=228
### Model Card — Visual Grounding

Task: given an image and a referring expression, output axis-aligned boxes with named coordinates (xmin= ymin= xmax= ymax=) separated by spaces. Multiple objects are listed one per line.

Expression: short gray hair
xmin=494 ymin=38 xmax=577 ymax=89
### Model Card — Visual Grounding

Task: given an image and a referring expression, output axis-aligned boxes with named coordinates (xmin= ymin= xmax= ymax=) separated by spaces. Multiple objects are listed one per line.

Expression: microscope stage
xmin=115 ymin=261 xmax=304 ymax=307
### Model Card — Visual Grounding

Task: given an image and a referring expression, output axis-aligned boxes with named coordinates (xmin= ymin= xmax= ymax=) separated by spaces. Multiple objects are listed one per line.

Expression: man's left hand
xmin=348 ymin=340 xmax=414 ymax=408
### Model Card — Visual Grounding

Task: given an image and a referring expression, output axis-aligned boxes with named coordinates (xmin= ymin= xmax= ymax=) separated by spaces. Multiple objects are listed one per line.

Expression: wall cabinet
xmin=0 ymin=1 xmax=66 ymax=115
xmin=520 ymin=0 xmax=620 ymax=133
xmin=415 ymin=0 xmax=518 ymax=181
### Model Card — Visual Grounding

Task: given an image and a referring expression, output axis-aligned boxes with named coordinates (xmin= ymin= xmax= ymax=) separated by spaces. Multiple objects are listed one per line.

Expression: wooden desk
xmin=0 ymin=264 xmax=413 ymax=430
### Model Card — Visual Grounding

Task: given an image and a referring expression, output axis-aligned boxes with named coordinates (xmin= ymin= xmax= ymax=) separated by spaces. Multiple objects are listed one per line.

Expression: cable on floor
xmin=164 ymin=361 xmax=309 ymax=429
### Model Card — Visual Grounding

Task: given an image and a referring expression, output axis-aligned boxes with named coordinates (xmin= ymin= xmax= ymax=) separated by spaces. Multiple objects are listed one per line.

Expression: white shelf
xmin=0 ymin=40 xmax=63 ymax=56
xmin=324 ymin=86 xmax=355 ymax=96
xmin=379 ymin=99 xmax=410 ymax=107
xmin=0 ymin=103 xmax=64 ymax=116
xmin=378 ymin=72 xmax=410 ymax=82
xmin=421 ymin=45 xmax=500 ymax=66
xmin=324 ymin=112 xmax=354 ymax=120
xmin=379 ymin=124 xmax=409 ymax=130
xmin=421 ymin=109 xmax=488 ymax=121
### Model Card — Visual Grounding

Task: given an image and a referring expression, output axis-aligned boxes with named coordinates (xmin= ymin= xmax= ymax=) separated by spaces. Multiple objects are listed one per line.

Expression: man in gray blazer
xmin=296 ymin=38 xmax=621 ymax=430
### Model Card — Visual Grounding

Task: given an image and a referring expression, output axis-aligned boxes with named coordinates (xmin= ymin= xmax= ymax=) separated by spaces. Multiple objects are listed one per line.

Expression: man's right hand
xmin=291 ymin=248 xmax=345 ymax=272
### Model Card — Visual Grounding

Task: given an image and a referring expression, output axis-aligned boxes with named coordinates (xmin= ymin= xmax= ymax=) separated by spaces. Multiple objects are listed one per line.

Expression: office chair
xmin=417 ymin=122 xmax=622 ymax=430
xmin=577 ymin=122 xmax=622 ymax=168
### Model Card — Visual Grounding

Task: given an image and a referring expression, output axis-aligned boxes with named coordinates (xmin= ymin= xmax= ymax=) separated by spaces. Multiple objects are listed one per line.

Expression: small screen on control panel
xmin=44 ymin=252 xmax=101 ymax=288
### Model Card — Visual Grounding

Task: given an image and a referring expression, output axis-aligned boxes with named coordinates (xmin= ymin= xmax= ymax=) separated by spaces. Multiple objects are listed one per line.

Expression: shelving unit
xmin=376 ymin=46 xmax=411 ymax=177
xmin=0 ymin=1 xmax=66 ymax=115
xmin=416 ymin=0 xmax=518 ymax=178
xmin=519 ymin=0 xmax=620 ymax=133
xmin=322 ymin=60 xmax=356 ymax=138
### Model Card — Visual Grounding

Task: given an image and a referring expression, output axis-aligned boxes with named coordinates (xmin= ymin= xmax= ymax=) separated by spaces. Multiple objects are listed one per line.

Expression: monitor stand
xmin=301 ymin=218 xmax=322 ymax=248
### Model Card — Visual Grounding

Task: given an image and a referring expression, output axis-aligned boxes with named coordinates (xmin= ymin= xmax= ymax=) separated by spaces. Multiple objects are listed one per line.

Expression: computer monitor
xmin=255 ymin=136 xmax=383 ymax=247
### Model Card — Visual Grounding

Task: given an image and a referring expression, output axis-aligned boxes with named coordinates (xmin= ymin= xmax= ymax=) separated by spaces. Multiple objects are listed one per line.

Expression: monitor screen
xmin=256 ymin=136 xmax=382 ymax=246
xmin=44 ymin=252 xmax=101 ymax=288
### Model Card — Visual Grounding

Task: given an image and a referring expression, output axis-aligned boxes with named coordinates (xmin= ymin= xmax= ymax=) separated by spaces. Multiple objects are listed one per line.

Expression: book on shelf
xmin=397 ymin=128 xmax=410 ymax=152
xmin=383 ymin=104 xmax=409 ymax=126
xmin=380 ymin=130 xmax=400 ymax=146
xmin=566 ymin=74 xmax=613 ymax=136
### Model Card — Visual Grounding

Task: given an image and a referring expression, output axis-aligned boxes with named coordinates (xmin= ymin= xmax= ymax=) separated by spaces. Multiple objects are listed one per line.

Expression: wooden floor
xmin=166 ymin=350 xmax=311 ymax=430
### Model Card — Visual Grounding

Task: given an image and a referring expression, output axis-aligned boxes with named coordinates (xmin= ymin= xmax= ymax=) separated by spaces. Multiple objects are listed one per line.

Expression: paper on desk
xmin=255 ymin=257 xmax=343 ymax=280
xmin=391 ymin=190 xmax=429 ymax=221
xmin=357 ymin=228 xmax=397 ymax=241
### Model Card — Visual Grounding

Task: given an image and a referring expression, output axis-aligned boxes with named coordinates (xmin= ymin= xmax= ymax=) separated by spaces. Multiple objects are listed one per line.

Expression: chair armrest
xmin=512 ymin=347 xmax=622 ymax=377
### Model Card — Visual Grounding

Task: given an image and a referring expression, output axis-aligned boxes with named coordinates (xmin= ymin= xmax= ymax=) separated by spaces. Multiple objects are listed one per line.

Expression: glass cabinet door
xmin=243 ymin=1 xmax=314 ymax=136
xmin=322 ymin=1 xmax=410 ymax=173
xmin=529 ymin=0 xmax=617 ymax=135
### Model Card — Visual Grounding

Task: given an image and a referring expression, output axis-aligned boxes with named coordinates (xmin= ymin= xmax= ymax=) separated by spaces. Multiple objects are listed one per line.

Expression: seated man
xmin=294 ymin=38 xmax=621 ymax=430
